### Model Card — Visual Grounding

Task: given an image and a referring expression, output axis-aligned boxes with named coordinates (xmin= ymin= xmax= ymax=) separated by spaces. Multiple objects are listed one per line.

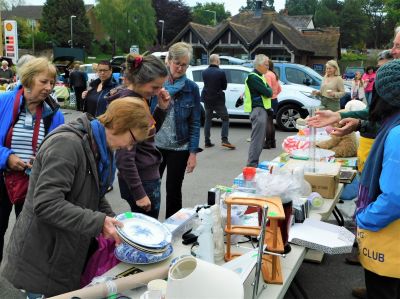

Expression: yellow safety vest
xmin=244 ymin=72 xmax=271 ymax=113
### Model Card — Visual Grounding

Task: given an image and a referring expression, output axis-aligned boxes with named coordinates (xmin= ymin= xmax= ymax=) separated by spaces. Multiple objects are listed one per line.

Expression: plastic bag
xmin=256 ymin=167 xmax=311 ymax=203
xmin=80 ymin=235 xmax=119 ymax=287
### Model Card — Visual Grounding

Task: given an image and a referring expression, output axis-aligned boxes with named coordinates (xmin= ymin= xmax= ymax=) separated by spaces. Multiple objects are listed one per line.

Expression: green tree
xmin=152 ymin=0 xmax=192 ymax=47
xmin=15 ymin=17 xmax=31 ymax=49
xmin=339 ymin=0 xmax=369 ymax=48
xmin=1 ymin=0 xmax=25 ymax=10
xmin=385 ymin=0 xmax=400 ymax=24
xmin=192 ymin=2 xmax=231 ymax=25
xmin=239 ymin=0 xmax=275 ymax=12
xmin=41 ymin=0 xmax=93 ymax=49
xmin=360 ymin=0 xmax=386 ymax=48
xmin=314 ymin=0 xmax=342 ymax=27
xmin=285 ymin=0 xmax=317 ymax=15
xmin=95 ymin=0 xmax=157 ymax=53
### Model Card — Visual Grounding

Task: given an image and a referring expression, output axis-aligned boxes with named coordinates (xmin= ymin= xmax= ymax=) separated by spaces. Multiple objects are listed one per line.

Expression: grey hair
xmin=253 ymin=54 xmax=268 ymax=68
xmin=395 ymin=26 xmax=400 ymax=35
xmin=17 ymin=55 xmax=35 ymax=71
xmin=1 ymin=60 xmax=8 ymax=65
xmin=209 ymin=54 xmax=219 ymax=64
xmin=377 ymin=50 xmax=393 ymax=61
xmin=168 ymin=42 xmax=192 ymax=62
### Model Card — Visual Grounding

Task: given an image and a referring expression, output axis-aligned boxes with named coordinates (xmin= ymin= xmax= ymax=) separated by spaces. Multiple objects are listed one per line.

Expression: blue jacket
xmin=0 ymin=86 xmax=65 ymax=171
xmin=356 ymin=125 xmax=400 ymax=231
xmin=151 ymin=78 xmax=201 ymax=153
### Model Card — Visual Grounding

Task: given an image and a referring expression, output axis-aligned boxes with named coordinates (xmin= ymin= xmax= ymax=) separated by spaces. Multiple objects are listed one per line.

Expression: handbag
xmin=3 ymin=88 xmax=42 ymax=205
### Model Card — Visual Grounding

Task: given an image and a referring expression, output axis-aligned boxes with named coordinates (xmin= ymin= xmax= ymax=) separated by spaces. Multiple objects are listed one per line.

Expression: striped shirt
xmin=11 ymin=109 xmax=45 ymax=163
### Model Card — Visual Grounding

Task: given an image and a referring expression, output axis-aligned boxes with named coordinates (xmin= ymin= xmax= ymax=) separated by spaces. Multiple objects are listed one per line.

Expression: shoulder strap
xmin=5 ymin=88 xmax=43 ymax=155
xmin=5 ymin=88 xmax=24 ymax=148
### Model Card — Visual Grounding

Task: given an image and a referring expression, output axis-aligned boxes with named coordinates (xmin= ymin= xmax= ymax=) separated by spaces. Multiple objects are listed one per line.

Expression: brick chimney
xmin=254 ymin=0 xmax=263 ymax=18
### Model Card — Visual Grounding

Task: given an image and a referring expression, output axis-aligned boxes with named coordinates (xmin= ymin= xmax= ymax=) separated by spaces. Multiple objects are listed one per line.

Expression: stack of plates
xmin=114 ymin=212 xmax=173 ymax=264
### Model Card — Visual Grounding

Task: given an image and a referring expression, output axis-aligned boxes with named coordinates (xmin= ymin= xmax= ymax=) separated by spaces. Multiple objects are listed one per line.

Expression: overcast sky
xmin=25 ymin=0 xmax=286 ymax=15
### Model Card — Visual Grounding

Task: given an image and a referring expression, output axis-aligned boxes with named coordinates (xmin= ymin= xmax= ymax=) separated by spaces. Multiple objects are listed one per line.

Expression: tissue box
xmin=282 ymin=160 xmax=340 ymax=198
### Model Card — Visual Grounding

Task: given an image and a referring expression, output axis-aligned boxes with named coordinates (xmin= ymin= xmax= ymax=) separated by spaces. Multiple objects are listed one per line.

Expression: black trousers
xmin=158 ymin=148 xmax=190 ymax=219
xmin=73 ymin=86 xmax=86 ymax=111
xmin=0 ymin=178 xmax=23 ymax=264
xmin=365 ymin=269 xmax=400 ymax=299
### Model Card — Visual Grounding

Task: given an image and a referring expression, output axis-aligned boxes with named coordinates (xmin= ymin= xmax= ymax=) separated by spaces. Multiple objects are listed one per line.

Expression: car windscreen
xmin=301 ymin=65 xmax=323 ymax=81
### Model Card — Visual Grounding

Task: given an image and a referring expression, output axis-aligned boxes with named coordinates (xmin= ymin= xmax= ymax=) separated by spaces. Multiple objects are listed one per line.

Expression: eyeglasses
xmin=172 ymin=60 xmax=189 ymax=69
xmin=97 ymin=68 xmax=111 ymax=73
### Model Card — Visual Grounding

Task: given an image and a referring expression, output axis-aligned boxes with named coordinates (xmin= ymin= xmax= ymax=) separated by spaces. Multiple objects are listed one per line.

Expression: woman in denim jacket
xmin=152 ymin=42 xmax=201 ymax=218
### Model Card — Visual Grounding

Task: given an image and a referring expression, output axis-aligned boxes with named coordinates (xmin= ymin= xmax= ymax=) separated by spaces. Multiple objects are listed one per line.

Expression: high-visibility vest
xmin=244 ymin=72 xmax=271 ymax=113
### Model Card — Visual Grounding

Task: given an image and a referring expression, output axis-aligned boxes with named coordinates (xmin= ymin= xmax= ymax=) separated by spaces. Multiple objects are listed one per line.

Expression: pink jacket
xmin=264 ymin=71 xmax=282 ymax=99
xmin=362 ymin=72 xmax=376 ymax=92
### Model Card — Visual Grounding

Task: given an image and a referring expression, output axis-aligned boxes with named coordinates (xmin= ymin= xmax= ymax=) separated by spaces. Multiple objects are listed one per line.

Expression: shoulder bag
xmin=3 ymin=88 xmax=42 ymax=204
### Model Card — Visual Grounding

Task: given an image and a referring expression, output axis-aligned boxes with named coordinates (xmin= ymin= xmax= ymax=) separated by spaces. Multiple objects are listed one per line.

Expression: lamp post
xmin=70 ymin=15 xmax=76 ymax=48
xmin=204 ymin=10 xmax=216 ymax=26
xmin=30 ymin=19 xmax=36 ymax=55
xmin=159 ymin=20 xmax=164 ymax=49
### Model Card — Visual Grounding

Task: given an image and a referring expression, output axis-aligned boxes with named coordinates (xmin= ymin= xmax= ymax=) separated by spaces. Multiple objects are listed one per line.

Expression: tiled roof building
xmin=170 ymin=11 xmax=340 ymax=67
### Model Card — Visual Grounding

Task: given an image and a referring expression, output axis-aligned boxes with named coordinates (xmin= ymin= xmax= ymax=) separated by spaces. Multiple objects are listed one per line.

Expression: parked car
xmin=79 ymin=63 xmax=97 ymax=84
xmin=273 ymin=62 xmax=323 ymax=90
xmin=110 ymin=55 xmax=126 ymax=73
xmin=186 ymin=65 xmax=320 ymax=131
xmin=342 ymin=66 xmax=365 ymax=80
xmin=242 ymin=61 xmax=351 ymax=91
xmin=219 ymin=56 xmax=247 ymax=65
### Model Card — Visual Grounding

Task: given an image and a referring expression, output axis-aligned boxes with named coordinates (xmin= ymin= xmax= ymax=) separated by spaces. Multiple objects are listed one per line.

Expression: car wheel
xmin=276 ymin=104 xmax=306 ymax=132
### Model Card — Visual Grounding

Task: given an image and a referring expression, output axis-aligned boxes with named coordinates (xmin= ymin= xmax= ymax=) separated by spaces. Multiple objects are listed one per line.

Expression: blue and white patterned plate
xmin=118 ymin=233 xmax=168 ymax=253
xmin=115 ymin=212 xmax=172 ymax=249
xmin=115 ymin=242 xmax=173 ymax=265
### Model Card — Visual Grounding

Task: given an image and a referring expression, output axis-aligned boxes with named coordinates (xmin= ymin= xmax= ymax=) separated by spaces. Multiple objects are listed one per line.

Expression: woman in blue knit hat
xmin=355 ymin=59 xmax=400 ymax=298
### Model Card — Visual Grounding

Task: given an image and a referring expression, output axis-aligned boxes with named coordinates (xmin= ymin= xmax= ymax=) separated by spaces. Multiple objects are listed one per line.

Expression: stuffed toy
xmin=316 ymin=130 xmax=358 ymax=157
xmin=316 ymin=102 xmax=366 ymax=158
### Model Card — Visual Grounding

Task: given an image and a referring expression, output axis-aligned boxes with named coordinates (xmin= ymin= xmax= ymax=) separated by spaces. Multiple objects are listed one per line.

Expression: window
xmin=224 ymin=69 xmax=249 ymax=84
xmin=192 ymin=70 xmax=203 ymax=82
xmin=286 ymin=67 xmax=313 ymax=85
xmin=273 ymin=66 xmax=281 ymax=78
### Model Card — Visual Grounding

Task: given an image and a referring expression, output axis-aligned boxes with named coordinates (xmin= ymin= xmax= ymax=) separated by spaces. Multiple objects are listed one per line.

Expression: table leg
xmin=332 ymin=206 xmax=345 ymax=226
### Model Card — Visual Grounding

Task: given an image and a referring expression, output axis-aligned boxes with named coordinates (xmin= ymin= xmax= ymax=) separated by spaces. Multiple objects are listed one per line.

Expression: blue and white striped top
xmin=11 ymin=109 xmax=45 ymax=163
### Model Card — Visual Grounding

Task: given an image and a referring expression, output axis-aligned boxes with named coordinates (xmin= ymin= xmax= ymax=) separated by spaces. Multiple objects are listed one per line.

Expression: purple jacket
xmin=109 ymin=88 xmax=167 ymax=201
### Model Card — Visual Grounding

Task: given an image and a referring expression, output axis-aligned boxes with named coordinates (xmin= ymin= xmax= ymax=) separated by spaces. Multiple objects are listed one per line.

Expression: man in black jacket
xmin=69 ymin=63 xmax=88 ymax=111
xmin=201 ymin=54 xmax=235 ymax=149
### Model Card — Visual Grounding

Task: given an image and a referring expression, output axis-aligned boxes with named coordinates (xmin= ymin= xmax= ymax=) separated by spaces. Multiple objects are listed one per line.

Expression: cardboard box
xmin=283 ymin=160 xmax=340 ymax=199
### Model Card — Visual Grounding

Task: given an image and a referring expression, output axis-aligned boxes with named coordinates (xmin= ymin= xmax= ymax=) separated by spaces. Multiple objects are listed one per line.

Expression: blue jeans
xmin=365 ymin=91 xmax=373 ymax=106
xmin=119 ymin=178 xmax=161 ymax=219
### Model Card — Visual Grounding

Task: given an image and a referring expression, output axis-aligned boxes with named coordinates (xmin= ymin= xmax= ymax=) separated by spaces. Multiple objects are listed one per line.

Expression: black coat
xmin=69 ymin=70 xmax=87 ymax=89
xmin=201 ymin=64 xmax=227 ymax=106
